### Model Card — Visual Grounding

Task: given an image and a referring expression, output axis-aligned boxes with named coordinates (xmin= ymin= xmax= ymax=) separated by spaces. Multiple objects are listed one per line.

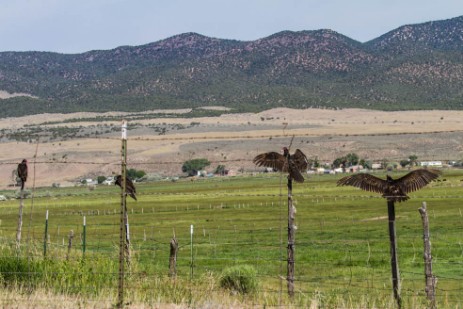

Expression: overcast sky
xmin=1 ymin=0 xmax=461 ymax=54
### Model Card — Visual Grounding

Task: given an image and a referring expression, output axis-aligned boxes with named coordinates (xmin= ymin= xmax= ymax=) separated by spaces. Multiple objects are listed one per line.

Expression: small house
xmin=420 ymin=161 xmax=443 ymax=167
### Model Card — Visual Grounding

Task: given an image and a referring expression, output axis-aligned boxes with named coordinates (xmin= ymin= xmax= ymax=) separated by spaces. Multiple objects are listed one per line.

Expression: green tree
xmin=182 ymin=158 xmax=211 ymax=176
xmin=215 ymin=165 xmax=226 ymax=175
xmin=345 ymin=153 xmax=359 ymax=166
xmin=332 ymin=157 xmax=345 ymax=168
xmin=332 ymin=153 xmax=360 ymax=169
xmin=359 ymin=159 xmax=372 ymax=170
xmin=97 ymin=176 xmax=107 ymax=184
xmin=127 ymin=168 xmax=146 ymax=179
xmin=408 ymin=155 xmax=418 ymax=167
xmin=400 ymin=160 xmax=410 ymax=168
xmin=309 ymin=156 xmax=320 ymax=168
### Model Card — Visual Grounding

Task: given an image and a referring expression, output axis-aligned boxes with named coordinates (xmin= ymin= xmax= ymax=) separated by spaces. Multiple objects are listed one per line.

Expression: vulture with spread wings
xmin=115 ymin=175 xmax=137 ymax=201
xmin=253 ymin=147 xmax=308 ymax=183
xmin=337 ymin=169 xmax=440 ymax=202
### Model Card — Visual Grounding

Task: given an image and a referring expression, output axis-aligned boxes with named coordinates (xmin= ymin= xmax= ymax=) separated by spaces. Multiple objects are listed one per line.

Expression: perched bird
xmin=253 ymin=147 xmax=308 ymax=183
xmin=337 ymin=169 xmax=440 ymax=202
xmin=17 ymin=159 xmax=28 ymax=190
xmin=115 ymin=175 xmax=137 ymax=201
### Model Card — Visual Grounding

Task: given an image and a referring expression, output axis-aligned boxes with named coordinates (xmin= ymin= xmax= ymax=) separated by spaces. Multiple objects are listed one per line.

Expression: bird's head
xmin=22 ymin=159 xmax=27 ymax=163
xmin=282 ymin=147 xmax=289 ymax=156
xmin=386 ymin=175 xmax=393 ymax=182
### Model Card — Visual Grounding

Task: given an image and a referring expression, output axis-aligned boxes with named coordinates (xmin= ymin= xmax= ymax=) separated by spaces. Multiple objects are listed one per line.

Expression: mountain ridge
xmin=1 ymin=15 xmax=463 ymax=117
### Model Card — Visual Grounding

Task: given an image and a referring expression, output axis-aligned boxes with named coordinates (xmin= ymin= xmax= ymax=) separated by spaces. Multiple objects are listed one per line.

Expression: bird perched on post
xmin=17 ymin=159 xmax=28 ymax=190
xmin=253 ymin=147 xmax=308 ymax=183
xmin=115 ymin=175 xmax=137 ymax=201
xmin=337 ymin=169 xmax=440 ymax=202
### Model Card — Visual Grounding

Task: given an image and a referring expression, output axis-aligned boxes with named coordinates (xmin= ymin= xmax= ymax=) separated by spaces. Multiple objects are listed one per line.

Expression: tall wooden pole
xmin=387 ymin=201 xmax=402 ymax=308
xmin=287 ymin=176 xmax=295 ymax=298
xmin=117 ymin=120 xmax=128 ymax=309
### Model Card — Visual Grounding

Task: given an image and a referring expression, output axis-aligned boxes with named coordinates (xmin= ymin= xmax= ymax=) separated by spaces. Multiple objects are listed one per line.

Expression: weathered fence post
xmin=67 ymin=230 xmax=74 ymax=261
xmin=287 ymin=176 xmax=295 ymax=298
xmin=118 ymin=120 xmax=128 ymax=309
xmin=419 ymin=202 xmax=437 ymax=308
xmin=16 ymin=191 xmax=25 ymax=251
xmin=387 ymin=201 xmax=402 ymax=308
xmin=169 ymin=236 xmax=178 ymax=278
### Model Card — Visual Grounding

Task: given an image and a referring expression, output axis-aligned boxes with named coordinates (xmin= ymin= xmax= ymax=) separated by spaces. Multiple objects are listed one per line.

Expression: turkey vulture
xmin=337 ymin=169 xmax=440 ymax=202
xmin=17 ymin=159 xmax=28 ymax=190
xmin=115 ymin=175 xmax=137 ymax=201
xmin=253 ymin=147 xmax=308 ymax=183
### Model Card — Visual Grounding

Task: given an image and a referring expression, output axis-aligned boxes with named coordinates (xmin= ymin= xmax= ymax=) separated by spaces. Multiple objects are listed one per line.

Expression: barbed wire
xmin=1 ymin=129 xmax=463 ymax=307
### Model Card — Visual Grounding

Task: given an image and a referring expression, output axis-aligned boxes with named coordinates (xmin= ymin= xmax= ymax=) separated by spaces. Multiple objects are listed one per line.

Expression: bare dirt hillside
xmin=1 ymin=108 xmax=462 ymax=188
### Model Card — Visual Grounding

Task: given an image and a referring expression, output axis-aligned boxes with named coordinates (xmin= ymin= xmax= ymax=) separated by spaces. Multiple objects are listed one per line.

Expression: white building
xmin=420 ymin=161 xmax=443 ymax=167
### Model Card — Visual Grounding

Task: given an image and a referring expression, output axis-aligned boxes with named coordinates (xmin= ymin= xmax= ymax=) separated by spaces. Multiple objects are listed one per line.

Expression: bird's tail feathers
xmin=290 ymin=170 xmax=305 ymax=183
xmin=384 ymin=194 xmax=409 ymax=203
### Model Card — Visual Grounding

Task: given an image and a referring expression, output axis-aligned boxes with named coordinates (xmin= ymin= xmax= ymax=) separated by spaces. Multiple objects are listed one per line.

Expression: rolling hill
xmin=0 ymin=16 xmax=463 ymax=117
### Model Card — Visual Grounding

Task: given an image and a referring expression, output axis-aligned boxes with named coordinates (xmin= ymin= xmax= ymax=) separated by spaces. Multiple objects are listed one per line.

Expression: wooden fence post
xmin=419 ymin=202 xmax=437 ymax=308
xmin=169 ymin=237 xmax=178 ymax=278
xmin=67 ymin=230 xmax=74 ymax=261
xmin=287 ymin=177 xmax=295 ymax=298
xmin=387 ymin=201 xmax=402 ymax=308
xmin=16 ymin=191 xmax=25 ymax=251
xmin=118 ymin=120 xmax=128 ymax=309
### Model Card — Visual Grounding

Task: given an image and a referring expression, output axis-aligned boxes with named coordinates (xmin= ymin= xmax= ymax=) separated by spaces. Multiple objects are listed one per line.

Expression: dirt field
xmin=1 ymin=108 xmax=462 ymax=188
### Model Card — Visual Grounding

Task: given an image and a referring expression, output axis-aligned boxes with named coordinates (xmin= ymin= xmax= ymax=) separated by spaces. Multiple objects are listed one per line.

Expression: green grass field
xmin=1 ymin=170 xmax=462 ymax=308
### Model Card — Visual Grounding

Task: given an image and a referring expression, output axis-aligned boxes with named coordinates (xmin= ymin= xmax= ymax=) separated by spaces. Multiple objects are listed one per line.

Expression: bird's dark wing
xmin=395 ymin=169 xmax=441 ymax=194
xmin=337 ymin=173 xmax=388 ymax=194
xmin=253 ymin=152 xmax=287 ymax=172
xmin=115 ymin=175 xmax=137 ymax=201
xmin=292 ymin=149 xmax=308 ymax=172
xmin=288 ymin=161 xmax=305 ymax=183
xmin=127 ymin=179 xmax=136 ymax=194
xmin=126 ymin=178 xmax=137 ymax=201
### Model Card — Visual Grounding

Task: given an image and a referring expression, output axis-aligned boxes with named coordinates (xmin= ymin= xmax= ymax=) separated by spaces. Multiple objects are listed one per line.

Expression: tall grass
xmin=1 ymin=171 xmax=462 ymax=307
xmin=0 ymin=245 xmax=116 ymax=295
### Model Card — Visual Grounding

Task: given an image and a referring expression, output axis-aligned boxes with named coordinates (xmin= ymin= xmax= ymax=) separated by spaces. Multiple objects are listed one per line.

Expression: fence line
xmin=1 ymin=157 xmax=463 ymax=165
xmin=1 ymin=130 xmax=463 ymax=307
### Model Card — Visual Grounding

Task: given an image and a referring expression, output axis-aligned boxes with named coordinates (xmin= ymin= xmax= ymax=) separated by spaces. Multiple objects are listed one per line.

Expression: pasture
xmin=0 ymin=170 xmax=462 ymax=308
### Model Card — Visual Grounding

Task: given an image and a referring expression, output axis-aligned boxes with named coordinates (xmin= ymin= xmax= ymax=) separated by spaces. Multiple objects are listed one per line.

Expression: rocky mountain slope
xmin=0 ymin=16 xmax=462 ymax=116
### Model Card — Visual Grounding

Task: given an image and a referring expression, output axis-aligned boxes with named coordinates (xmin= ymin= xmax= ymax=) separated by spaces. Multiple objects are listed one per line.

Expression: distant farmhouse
xmin=420 ymin=161 xmax=443 ymax=167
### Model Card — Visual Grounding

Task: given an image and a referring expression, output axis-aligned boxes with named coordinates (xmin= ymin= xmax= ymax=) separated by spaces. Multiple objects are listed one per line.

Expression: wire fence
xmin=1 ymin=189 xmax=462 ymax=306
xmin=0 ymin=128 xmax=463 ymax=307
